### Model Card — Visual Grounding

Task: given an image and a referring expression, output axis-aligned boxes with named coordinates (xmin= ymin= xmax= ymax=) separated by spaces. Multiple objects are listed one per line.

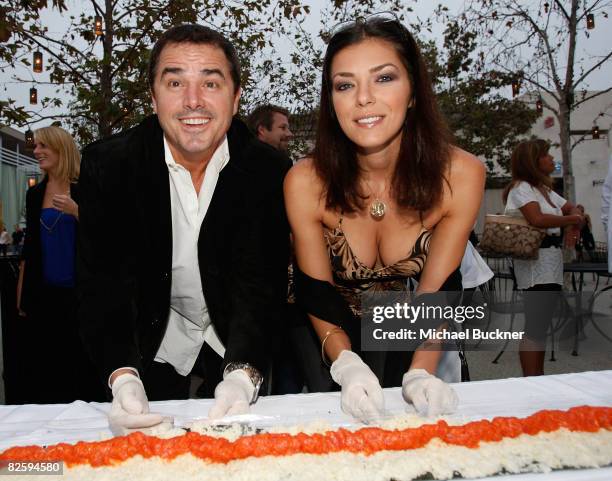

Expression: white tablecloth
xmin=1 ymin=370 xmax=612 ymax=480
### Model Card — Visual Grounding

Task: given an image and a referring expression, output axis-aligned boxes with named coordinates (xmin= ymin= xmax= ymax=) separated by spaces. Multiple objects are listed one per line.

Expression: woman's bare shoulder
xmin=284 ymin=157 xmax=324 ymax=200
xmin=448 ymin=147 xmax=486 ymax=180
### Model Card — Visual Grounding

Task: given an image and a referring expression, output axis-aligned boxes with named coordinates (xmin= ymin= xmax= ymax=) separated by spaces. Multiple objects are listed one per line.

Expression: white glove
xmin=109 ymin=373 xmax=166 ymax=436
xmin=330 ymin=350 xmax=384 ymax=423
xmin=208 ymin=370 xmax=255 ymax=419
xmin=402 ymin=368 xmax=458 ymax=416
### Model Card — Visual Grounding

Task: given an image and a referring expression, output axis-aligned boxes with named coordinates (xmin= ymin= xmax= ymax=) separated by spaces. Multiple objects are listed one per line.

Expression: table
xmin=1 ymin=371 xmax=612 ymax=480
xmin=561 ymin=262 xmax=612 ymax=355
xmin=563 ymin=261 xmax=611 ymax=292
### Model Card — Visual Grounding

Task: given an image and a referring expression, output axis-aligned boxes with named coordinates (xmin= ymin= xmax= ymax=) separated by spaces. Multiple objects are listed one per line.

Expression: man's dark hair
xmin=247 ymin=104 xmax=290 ymax=135
xmin=148 ymin=24 xmax=241 ymax=94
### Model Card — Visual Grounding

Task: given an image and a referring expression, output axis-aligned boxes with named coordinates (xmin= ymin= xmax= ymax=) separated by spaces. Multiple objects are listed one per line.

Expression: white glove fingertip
xmin=226 ymin=401 xmax=250 ymax=416
xmin=445 ymin=387 xmax=459 ymax=414
xmin=357 ymin=395 xmax=383 ymax=424
xmin=367 ymin=384 xmax=385 ymax=412
xmin=208 ymin=399 xmax=231 ymax=419
xmin=411 ymin=391 xmax=429 ymax=416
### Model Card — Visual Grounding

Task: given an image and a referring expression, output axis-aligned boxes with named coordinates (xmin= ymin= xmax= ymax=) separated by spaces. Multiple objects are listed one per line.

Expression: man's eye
xmin=205 ymin=81 xmax=218 ymax=89
xmin=168 ymin=80 xmax=181 ymax=88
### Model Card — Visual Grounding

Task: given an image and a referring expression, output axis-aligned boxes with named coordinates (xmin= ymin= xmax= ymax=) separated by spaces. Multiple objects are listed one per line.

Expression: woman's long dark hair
xmin=502 ymin=139 xmax=553 ymax=204
xmin=313 ymin=17 xmax=453 ymax=214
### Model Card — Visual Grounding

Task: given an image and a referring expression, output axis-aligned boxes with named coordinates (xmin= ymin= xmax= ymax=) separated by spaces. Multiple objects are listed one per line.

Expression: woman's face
xmin=537 ymin=151 xmax=555 ymax=175
xmin=330 ymin=37 xmax=413 ymax=156
xmin=33 ymin=139 xmax=60 ymax=175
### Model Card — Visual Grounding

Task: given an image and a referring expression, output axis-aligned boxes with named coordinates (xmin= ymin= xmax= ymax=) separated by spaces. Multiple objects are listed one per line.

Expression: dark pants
xmin=143 ymin=341 xmax=223 ymax=401
xmin=29 ymin=285 xmax=106 ymax=403
xmin=279 ymin=304 xmax=335 ymax=394
xmin=523 ymin=283 xmax=562 ymax=341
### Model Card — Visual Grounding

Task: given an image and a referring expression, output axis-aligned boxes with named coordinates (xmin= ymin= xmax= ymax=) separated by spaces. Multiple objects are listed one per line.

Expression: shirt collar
xmin=163 ymin=136 xmax=230 ymax=174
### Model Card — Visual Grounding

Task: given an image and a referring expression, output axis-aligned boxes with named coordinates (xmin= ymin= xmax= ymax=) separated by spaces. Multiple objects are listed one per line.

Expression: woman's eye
xmin=335 ymin=82 xmax=352 ymax=91
xmin=377 ymin=74 xmax=394 ymax=82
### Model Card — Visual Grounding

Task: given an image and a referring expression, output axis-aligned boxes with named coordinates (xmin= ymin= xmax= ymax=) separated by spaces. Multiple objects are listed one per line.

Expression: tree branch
xmin=572 ymin=51 xmax=612 ymax=89
xmin=110 ymin=1 xmax=172 ymax=79
xmin=19 ymin=34 xmax=93 ymax=87
xmin=573 ymin=86 xmax=612 ymax=108
xmin=553 ymin=0 xmax=571 ymax=21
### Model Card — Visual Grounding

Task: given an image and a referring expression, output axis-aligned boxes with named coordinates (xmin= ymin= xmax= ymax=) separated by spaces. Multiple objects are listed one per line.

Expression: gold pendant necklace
xmin=365 ymin=178 xmax=387 ymax=219
xmin=369 ymin=199 xmax=386 ymax=219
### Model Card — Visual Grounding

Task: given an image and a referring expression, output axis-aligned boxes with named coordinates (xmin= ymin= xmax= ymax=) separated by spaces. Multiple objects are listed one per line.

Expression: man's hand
xmin=208 ymin=370 xmax=255 ymax=419
xmin=109 ymin=373 xmax=165 ymax=436
xmin=330 ymin=350 xmax=384 ymax=423
xmin=402 ymin=368 xmax=458 ymax=417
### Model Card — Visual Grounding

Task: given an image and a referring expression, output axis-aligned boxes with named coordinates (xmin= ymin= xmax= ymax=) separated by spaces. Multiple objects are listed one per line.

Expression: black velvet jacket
xmin=76 ymin=115 xmax=290 ymax=383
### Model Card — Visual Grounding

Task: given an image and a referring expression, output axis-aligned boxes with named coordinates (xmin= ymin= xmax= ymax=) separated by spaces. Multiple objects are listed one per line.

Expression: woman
xmin=503 ymin=139 xmax=583 ymax=377
xmin=16 ymin=125 xmax=105 ymax=403
xmin=284 ymin=14 xmax=485 ymax=421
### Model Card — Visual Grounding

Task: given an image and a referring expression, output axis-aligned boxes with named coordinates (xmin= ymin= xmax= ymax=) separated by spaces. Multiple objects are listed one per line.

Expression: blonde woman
xmin=16 ymin=125 xmax=104 ymax=403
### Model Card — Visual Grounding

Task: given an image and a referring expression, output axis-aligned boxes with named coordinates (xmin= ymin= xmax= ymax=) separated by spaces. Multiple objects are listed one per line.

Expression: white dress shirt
xmin=154 ymin=136 xmax=229 ymax=375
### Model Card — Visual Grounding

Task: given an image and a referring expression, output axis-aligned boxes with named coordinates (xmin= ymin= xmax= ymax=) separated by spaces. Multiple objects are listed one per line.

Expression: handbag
xmin=479 ymin=214 xmax=546 ymax=260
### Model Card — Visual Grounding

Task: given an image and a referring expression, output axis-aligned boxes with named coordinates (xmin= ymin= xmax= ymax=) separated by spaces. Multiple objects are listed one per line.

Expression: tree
xmin=430 ymin=21 xmax=539 ymax=174
xmin=0 ymin=0 xmax=310 ymax=144
xmin=451 ymin=0 xmax=612 ymax=202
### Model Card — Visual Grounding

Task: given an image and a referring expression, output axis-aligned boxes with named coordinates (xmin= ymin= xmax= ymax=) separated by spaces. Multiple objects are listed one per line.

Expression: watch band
xmin=223 ymin=362 xmax=264 ymax=403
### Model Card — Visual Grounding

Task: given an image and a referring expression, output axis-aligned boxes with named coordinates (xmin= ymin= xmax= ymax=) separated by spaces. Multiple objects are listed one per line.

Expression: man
xmin=247 ymin=104 xmax=294 ymax=154
xmin=77 ymin=25 xmax=289 ymax=434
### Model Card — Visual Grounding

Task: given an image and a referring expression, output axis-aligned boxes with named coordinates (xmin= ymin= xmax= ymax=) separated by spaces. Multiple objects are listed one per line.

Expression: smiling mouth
xmin=179 ymin=118 xmax=211 ymax=126
xmin=355 ymin=116 xmax=383 ymax=126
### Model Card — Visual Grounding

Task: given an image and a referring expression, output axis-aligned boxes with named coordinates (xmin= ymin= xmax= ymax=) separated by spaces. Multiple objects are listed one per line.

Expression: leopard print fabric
xmin=324 ymin=216 xmax=431 ymax=316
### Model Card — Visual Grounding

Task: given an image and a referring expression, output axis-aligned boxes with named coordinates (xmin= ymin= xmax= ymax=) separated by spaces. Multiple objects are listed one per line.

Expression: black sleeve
xmin=222 ymin=164 xmax=290 ymax=375
xmin=293 ymin=267 xmax=354 ymax=331
xmin=21 ymin=189 xmax=35 ymax=264
xmin=76 ymin=146 xmax=143 ymax=383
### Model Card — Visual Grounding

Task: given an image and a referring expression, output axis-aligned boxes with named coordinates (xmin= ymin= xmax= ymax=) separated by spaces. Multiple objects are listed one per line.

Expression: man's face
xmin=152 ymin=42 xmax=241 ymax=165
xmin=258 ymin=112 xmax=293 ymax=152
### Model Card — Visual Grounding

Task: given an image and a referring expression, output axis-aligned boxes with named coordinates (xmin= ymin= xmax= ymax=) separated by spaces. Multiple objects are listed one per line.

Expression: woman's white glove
xmin=109 ymin=373 xmax=165 ymax=436
xmin=330 ymin=350 xmax=384 ymax=423
xmin=402 ymin=368 xmax=458 ymax=416
xmin=208 ymin=370 xmax=255 ymax=419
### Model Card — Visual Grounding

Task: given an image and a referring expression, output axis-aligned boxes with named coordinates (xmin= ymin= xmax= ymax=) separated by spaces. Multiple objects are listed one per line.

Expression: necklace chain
xmin=40 ymin=211 xmax=64 ymax=233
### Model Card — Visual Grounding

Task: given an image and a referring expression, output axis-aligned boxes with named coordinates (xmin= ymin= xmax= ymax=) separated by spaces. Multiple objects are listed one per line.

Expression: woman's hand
xmin=330 ymin=350 xmax=384 ymax=423
xmin=571 ymin=214 xmax=585 ymax=227
xmin=52 ymin=194 xmax=78 ymax=218
xmin=402 ymin=368 xmax=458 ymax=416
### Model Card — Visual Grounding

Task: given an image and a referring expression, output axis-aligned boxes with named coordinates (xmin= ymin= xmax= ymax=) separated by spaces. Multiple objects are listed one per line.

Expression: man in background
xmin=247 ymin=104 xmax=294 ymax=155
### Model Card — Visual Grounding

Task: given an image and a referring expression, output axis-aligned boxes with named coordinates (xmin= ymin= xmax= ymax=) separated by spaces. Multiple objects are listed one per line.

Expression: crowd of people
xmin=0 ymin=224 xmax=24 ymax=256
xmin=5 ymin=15 xmax=609 ymax=434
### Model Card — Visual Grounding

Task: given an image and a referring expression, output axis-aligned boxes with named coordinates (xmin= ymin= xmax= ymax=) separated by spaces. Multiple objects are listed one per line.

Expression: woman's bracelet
xmin=321 ymin=327 xmax=344 ymax=367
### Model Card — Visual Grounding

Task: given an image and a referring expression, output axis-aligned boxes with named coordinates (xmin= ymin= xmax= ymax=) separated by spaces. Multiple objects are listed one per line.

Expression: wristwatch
xmin=223 ymin=362 xmax=264 ymax=403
